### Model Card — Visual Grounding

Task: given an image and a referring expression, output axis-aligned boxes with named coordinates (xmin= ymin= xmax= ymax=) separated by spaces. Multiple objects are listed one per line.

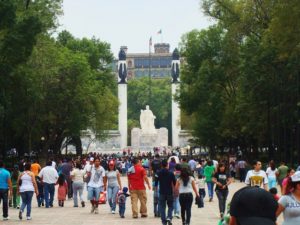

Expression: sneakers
xmin=111 ymin=210 xmax=115 ymax=214
xmin=90 ymin=205 xmax=95 ymax=213
xmin=174 ymin=213 xmax=180 ymax=219
xmin=81 ymin=201 xmax=85 ymax=207
xmin=27 ymin=217 xmax=32 ymax=220
xmin=209 ymin=197 xmax=213 ymax=202
xmin=3 ymin=217 xmax=9 ymax=221
xmin=121 ymin=215 xmax=125 ymax=218
xmin=94 ymin=207 xmax=99 ymax=214
xmin=19 ymin=211 xmax=22 ymax=220
xmin=166 ymin=218 xmax=172 ymax=225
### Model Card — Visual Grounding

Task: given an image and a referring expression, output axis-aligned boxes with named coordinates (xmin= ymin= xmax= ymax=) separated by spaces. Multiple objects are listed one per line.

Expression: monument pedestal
xmin=131 ymin=128 xmax=168 ymax=151
xmin=118 ymin=84 xmax=127 ymax=149
xmin=172 ymin=83 xmax=181 ymax=147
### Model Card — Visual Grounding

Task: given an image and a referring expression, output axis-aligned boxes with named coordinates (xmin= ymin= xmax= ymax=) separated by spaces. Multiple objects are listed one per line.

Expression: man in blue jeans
xmin=39 ymin=161 xmax=58 ymax=208
xmin=0 ymin=160 xmax=13 ymax=220
xmin=155 ymin=159 xmax=176 ymax=225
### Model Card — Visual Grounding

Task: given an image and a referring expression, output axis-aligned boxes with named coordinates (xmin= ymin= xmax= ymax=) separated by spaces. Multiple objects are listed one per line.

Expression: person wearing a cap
xmin=245 ymin=160 xmax=268 ymax=190
xmin=229 ymin=186 xmax=278 ymax=225
xmin=103 ymin=160 xmax=122 ymax=214
xmin=277 ymin=171 xmax=300 ymax=225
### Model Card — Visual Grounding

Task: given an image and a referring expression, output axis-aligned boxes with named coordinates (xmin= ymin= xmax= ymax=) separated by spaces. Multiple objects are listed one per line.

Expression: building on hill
xmin=115 ymin=43 xmax=173 ymax=80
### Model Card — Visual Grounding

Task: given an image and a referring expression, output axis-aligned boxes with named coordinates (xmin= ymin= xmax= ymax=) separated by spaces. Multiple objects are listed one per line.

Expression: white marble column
xmin=118 ymin=84 xmax=127 ymax=149
xmin=172 ymin=83 xmax=181 ymax=147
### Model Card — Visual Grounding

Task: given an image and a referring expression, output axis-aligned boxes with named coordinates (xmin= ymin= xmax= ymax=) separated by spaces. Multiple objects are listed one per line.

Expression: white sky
xmin=58 ymin=0 xmax=213 ymax=57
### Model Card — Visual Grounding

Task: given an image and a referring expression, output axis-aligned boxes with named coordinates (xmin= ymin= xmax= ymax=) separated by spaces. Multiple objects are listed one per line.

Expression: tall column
xmin=172 ymin=83 xmax=181 ymax=147
xmin=118 ymin=49 xmax=128 ymax=149
xmin=171 ymin=48 xmax=181 ymax=147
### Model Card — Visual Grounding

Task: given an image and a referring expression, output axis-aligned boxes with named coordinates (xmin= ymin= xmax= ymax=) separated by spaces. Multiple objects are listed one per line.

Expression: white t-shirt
xmin=83 ymin=163 xmax=92 ymax=173
xmin=196 ymin=178 xmax=206 ymax=189
xmin=87 ymin=166 xmax=105 ymax=188
xmin=279 ymin=194 xmax=300 ymax=225
xmin=179 ymin=176 xmax=195 ymax=194
xmin=266 ymin=167 xmax=278 ymax=178
xmin=39 ymin=166 xmax=58 ymax=184
xmin=245 ymin=170 xmax=268 ymax=187
xmin=71 ymin=168 xmax=85 ymax=182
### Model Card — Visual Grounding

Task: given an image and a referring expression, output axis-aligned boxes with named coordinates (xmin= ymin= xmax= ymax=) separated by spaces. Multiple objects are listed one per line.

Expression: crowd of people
xmin=0 ymin=152 xmax=300 ymax=225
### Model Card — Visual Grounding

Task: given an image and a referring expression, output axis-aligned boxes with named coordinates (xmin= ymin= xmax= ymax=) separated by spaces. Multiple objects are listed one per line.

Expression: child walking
xmin=197 ymin=174 xmax=206 ymax=208
xmin=117 ymin=187 xmax=130 ymax=218
xmin=36 ymin=176 xmax=44 ymax=207
xmin=57 ymin=174 xmax=68 ymax=207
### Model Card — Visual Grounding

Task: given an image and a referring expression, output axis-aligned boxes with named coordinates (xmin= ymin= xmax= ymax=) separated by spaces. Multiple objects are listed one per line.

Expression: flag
xmin=149 ymin=36 xmax=152 ymax=46
xmin=157 ymin=29 xmax=162 ymax=34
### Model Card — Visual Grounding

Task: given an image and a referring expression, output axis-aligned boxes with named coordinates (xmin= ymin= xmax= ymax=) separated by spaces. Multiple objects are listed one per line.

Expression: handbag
xmin=84 ymin=167 xmax=92 ymax=183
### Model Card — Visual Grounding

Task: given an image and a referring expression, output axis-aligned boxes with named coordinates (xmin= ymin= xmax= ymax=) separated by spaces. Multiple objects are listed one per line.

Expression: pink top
xmin=57 ymin=182 xmax=68 ymax=200
xmin=282 ymin=177 xmax=289 ymax=187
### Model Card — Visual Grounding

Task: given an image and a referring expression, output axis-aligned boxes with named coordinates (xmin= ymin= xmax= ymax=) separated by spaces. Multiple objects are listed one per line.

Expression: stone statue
xmin=171 ymin=48 xmax=180 ymax=83
xmin=140 ymin=105 xmax=157 ymax=134
xmin=118 ymin=49 xmax=127 ymax=84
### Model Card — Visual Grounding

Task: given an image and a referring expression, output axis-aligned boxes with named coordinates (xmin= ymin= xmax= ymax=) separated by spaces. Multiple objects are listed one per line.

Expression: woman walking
xmin=175 ymin=167 xmax=199 ymax=225
xmin=212 ymin=163 xmax=232 ymax=219
xmin=277 ymin=171 xmax=300 ymax=224
xmin=266 ymin=160 xmax=278 ymax=189
xmin=104 ymin=160 xmax=122 ymax=214
xmin=71 ymin=161 xmax=85 ymax=207
xmin=17 ymin=163 xmax=38 ymax=220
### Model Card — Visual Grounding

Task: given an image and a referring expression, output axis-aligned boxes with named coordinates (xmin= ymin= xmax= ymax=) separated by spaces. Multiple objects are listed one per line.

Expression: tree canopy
xmin=178 ymin=0 xmax=300 ymax=162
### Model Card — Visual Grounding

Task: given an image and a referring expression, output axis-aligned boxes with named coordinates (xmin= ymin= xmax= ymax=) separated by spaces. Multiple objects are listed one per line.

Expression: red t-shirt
xmin=128 ymin=165 xmax=146 ymax=190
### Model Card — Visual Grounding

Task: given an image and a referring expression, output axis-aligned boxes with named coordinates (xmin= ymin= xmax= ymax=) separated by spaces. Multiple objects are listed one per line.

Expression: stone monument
xmin=171 ymin=48 xmax=181 ymax=147
xmin=131 ymin=106 xmax=168 ymax=151
xmin=118 ymin=48 xmax=128 ymax=149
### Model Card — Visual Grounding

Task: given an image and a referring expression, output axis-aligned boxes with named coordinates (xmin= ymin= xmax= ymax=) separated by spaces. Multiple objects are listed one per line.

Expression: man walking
xmin=61 ymin=159 xmax=73 ymax=199
xmin=245 ymin=160 xmax=268 ymax=190
xmin=155 ymin=159 xmax=176 ymax=225
xmin=0 ymin=160 xmax=13 ymax=220
xmin=39 ymin=161 xmax=59 ymax=208
xmin=87 ymin=158 xmax=106 ymax=214
xmin=128 ymin=158 xmax=151 ymax=218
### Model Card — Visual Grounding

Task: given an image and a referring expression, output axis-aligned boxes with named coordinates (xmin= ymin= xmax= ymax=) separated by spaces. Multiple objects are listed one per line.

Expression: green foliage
xmin=179 ymin=0 xmax=300 ymax=161
xmin=0 ymin=1 xmax=117 ymax=157
xmin=127 ymin=77 xmax=171 ymax=144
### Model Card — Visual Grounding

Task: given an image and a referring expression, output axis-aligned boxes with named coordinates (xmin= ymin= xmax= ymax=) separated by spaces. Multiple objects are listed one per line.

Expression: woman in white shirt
xmin=175 ymin=167 xmax=199 ymax=225
xmin=266 ymin=160 xmax=278 ymax=189
xmin=17 ymin=163 xmax=38 ymax=220
xmin=71 ymin=161 xmax=85 ymax=207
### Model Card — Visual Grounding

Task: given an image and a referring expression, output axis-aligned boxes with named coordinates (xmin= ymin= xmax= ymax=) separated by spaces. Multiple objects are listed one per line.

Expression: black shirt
xmin=155 ymin=168 xmax=176 ymax=195
xmin=214 ymin=172 xmax=230 ymax=191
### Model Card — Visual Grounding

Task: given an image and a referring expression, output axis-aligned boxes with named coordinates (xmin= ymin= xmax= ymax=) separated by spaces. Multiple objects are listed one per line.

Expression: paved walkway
xmin=3 ymin=178 xmax=283 ymax=225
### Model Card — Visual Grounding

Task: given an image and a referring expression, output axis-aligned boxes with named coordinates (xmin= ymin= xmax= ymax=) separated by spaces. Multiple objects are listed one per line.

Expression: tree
xmin=127 ymin=77 xmax=172 ymax=144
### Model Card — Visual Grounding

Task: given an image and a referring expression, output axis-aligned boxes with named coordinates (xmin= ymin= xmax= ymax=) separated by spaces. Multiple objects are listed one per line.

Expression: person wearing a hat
xmin=277 ymin=171 xmax=300 ymax=225
xmin=104 ymin=160 xmax=122 ymax=214
xmin=229 ymin=186 xmax=278 ymax=225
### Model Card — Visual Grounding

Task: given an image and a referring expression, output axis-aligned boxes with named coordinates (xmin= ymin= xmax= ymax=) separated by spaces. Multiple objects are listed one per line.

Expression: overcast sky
xmin=58 ymin=0 xmax=213 ymax=57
